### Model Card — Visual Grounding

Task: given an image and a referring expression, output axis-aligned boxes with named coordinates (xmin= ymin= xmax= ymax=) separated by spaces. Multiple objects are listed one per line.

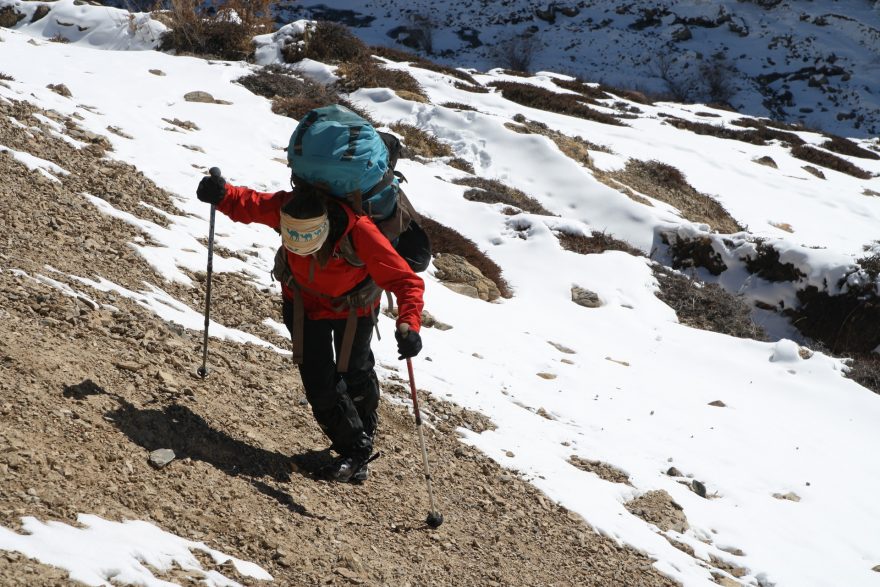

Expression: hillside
xmin=278 ymin=0 xmax=880 ymax=138
xmin=2 ymin=1 xmax=880 ymax=586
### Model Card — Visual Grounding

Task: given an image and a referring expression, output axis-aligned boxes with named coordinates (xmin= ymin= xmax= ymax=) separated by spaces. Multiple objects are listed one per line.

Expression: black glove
xmin=196 ymin=173 xmax=226 ymax=205
xmin=395 ymin=328 xmax=422 ymax=360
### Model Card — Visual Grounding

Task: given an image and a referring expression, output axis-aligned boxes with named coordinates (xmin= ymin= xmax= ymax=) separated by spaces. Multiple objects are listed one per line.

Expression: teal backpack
xmin=287 ymin=105 xmax=429 ymax=270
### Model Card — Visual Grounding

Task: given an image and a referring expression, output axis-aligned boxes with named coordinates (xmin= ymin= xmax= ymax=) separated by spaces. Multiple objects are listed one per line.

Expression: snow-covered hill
xmin=279 ymin=0 xmax=880 ymax=138
xmin=2 ymin=1 xmax=880 ymax=586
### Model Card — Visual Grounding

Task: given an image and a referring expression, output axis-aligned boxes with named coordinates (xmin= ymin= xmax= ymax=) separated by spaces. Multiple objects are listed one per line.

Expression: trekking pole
xmin=400 ymin=329 xmax=443 ymax=528
xmin=197 ymin=167 xmax=221 ymax=379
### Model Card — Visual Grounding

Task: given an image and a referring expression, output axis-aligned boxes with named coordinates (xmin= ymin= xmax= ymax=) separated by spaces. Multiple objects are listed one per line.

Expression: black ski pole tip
xmin=426 ymin=512 xmax=444 ymax=528
xmin=197 ymin=366 xmax=208 ymax=379
xmin=208 ymin=167 xmax=222 ymax=178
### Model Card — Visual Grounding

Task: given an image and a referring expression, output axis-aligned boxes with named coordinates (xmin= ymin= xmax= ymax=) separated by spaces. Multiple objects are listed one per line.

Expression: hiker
xmin=195 ymin=111 xmax=426 ymax=483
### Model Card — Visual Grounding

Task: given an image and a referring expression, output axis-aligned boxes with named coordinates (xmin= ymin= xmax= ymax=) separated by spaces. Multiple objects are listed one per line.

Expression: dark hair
xmin=281 ymin=184 xmax=327 ymax=219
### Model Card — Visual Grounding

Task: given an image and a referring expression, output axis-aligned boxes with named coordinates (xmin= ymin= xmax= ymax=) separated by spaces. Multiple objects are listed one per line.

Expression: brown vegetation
xmin=282 ymin=21 xmax=366 ymax=64
xmin=665 ymin=116 xmax=805 ymax=146
xmin=744 ymin=241 xmax=805 ymax=282
xmin=454 ymin=177 xmax=552 ymax=216
xmin=490 ymin=81 xmax=626 ymax=127
xmin=665 ymin=235 xmax=728 ymax=276
xmin=447 ymin=158 xmax=475 ymax=174
xmin=790 ymin=145 xmax=873 ymax=179
xmin=454 ymin=81 xmax=490 ymax=93
xmin=336 ymin=59 xmax=427 ymax=100
xmin=389 ymin=123 xmax=453 ymax=159
xmin=653 ymin=266 xmax=766 ymax=340
xmin=557 ymin=230 xmax=642 ymax=257
xmin=820 ymin=135 xmax=880 ymax=161
xmin=158 ymin=0 xmax=271 ymax=61
xmin=371 ymin=46 xmax=480 ymax=85
xmin=442 ymin=102 xmax=478 ymax=112
xmin=610 ymin=160 xmax=742 ymax=234
xmin=419 ymin=217 xmax=512 ymax=298
xmin=0 ymin=5 xmax=24 ymax=27
xmin=0 ymin=73 xmax=14 ymax=82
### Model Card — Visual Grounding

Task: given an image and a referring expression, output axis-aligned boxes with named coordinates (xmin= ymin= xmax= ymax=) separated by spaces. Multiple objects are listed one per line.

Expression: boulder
xmin=433 ymin=254 xmax=501 ymax=301
xmin=571 ymin=285 xmax=601 ymax=308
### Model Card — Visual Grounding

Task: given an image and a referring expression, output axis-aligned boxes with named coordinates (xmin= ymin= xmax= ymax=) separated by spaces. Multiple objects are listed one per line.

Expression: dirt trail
xmin=0 ymin=98 xmax=676 ymax=586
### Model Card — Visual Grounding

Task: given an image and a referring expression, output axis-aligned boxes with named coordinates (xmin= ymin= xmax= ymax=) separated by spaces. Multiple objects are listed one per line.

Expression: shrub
xmin=820 ymin=135 xmax=880 ymax=161
xmin=790 ymin=145 xmax=873 ymax=179
xmin=744 ymin=241 xmax=806 ymax=282
xmin=858 ymin=254 xmax=880 ymax=280
xmin=0 ymin=73 xmax=13 ymax=82
xmin=847 ymin=354 xmax=880 ymax=395
xmin=158 ymin=0 xmax=271 ymax=60
xmin=336 ymin=59 xmax=427 ymax=100
xmin=370 ymin=46 xmax=480 ymax=85
xmin=454 ymin=177 xmax=552 ymax=215
xmin=793 ymin=284 xmax=880 ymax=354
xmin=447 ymin=158 xmax=475 ymax=174
xmin=454 ymin=81 xmax=489 ymax=93
xmin=490 ymin=81 xmax=625 ymax=127
xmin=557 ymin=230 xmax=642 ymax=257
xmin=282 ymin=21 xmax=366 ymax=64
xmin=552 ymin=79 xmax=612 ymax=104
xmin=0 ymin=6 xmax=25 ymax=28
xmin=666 ymin=235 xmax=728 ymax=275
xmin=49 ymin=33 xmax=70 ymax=44
xmin=653 ymin=266 xmax=766 ymax=340
xmin=389 ymin=122 xmax=453 ymax=159
xmin=419 ymin=216 xmax=512 ymax=298
xmin=441 ymin=102 xmax=477 ymax=112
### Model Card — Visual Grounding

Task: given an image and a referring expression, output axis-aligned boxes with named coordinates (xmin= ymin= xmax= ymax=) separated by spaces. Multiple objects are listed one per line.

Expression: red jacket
xmin=217 ymin=184 xmax=424 ymax=332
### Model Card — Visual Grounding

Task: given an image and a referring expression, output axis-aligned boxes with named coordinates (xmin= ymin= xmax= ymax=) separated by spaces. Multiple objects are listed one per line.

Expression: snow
xmin=0 ymin=514 xmax=271 ymax=586
xmin=1 ymin=4 xmax=880 ymax=587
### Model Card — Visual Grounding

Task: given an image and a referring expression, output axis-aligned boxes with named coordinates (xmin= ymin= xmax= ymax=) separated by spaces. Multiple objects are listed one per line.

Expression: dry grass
xmin=794 ymin=284 xmax=880 ymax=355
xmin=454 ymin=81 xmax=490 ymax=93
xmin=858 ymin=254 xmax=880 ymax=280
xmin=847 ymin=354 xmax=880 ymax=395
xmin=282 ymin=21 xmax=367 ymax=64
xmin=791 ymin=145 xmax=873 ymax=179
xmin=442 ymin=102 xmax=478 ymax=112
xmin=506 ymin=115 xmax=613 ymax=169
xmin=237 ymin=66 xmax=340 ymax=122
xmin=665 ymin=116 xmax=805 ymax=146
xmin=820 ymin=135 xmax=880 ymax=161
xmin=48 ymin=33 xmax=71 ymax=44
xmin=490 ymin=81 xmax=626 ymax=127
xmin=653 ymin=266 xmax=766 ymax=340
xmin=336 ymin=59 xmax=427 ymax=100
xmin=447 ymin=158 xmax=475 ymax=174
xmin=389 ymin=123 xmax=453 ymax=159
xmin=0 ymin=73 xmax=14 ymax=82
xmin=557 ymin=231 xmax=642 ymax=257
xmin=610 ymin=160 xmax=743 ymax=234
xmin=453 ymin=177 xmax=552 ymax=216
xmin=419 ymin=217 xmax=513 ymax=298
xmin=371 ymin=45 xmax=480 ymax=85
xmin=158 ymin=0 xmax=271 ymax=60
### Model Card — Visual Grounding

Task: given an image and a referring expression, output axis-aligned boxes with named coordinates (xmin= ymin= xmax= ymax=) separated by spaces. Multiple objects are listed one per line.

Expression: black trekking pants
xmin=282 ymin=298 xmax=380 ymax=459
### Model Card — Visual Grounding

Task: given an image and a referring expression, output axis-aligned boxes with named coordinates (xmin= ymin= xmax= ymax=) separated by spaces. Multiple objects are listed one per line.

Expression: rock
xmin=802 ymin=165 xmax=826 ymax=179
xmin=755 ymin=156 xmax=777 ymax=168
xmin=184 ymin=91 xmax=217 ymax=104
xmin=432 ymin=254 xmax=501 ymax=301
xmin=537 ymin=372 xmax=557 ymax=380
xmin=625 ymin=490 xmax=689 ymax=533
xmin=873 ymin=565 xmax=880 ymax=572
xmin=148 ymin=448 xmax=175 ymax=469
xmin=149 ymin=69 xmax=166 ymax=76
xmin=31 ymin=5 xmax=50 ymax=23
xmin=671 ymin=26 xmax=692 ymax=42
xmin=47 ymin=84 xmax=72 ymax=98
xmin=691 ymin=480 xmax=708 ymax=498
xmin=772 ymin=491 xmax=801 ymax=502
xmin=666 ymin=467 xmax=683 ymax=477
xmin=571 ymin=286 xmax=601 ymax=308
xmin=338 ymin=551 xmax=366 ymax=574
xmin=548 ymin=341 xmax=576 ymax=354
xmin=156 ymin=369 xmax=176 ymax=387
xmin=708 ymin=400 xmax=726 ymax=407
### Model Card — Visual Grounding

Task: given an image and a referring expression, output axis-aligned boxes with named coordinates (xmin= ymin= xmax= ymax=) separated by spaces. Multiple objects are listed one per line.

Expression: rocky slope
xmin=0 ymin=98 xmax=678 ymax=584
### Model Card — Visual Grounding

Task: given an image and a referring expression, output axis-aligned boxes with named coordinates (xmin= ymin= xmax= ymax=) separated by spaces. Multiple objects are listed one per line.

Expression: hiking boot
xmin=321 ymin=454 xmax=369 ymax=483
xmin=351 ymin=461 xmax=369 ymax=483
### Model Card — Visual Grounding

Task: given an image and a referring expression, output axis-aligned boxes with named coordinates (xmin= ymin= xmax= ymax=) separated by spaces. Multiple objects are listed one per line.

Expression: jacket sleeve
xmin=215 ymin=184 xmax=287 ymax=229
xmin=351 ymin=217 xmax=425 ymax=332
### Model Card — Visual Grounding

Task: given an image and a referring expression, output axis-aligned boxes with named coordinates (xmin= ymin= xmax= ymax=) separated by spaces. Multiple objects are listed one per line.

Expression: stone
xmin=666 ymin=466 xmax=683 ymax=477
xmin=537 ymin=372 xmax=557 ymax=380
xmin=755 ymin=156 xmax=777 ymax=168
xmin=671 ymin=25 xmax=692 ymax=42
xmin=773 ymin=491 xmax=801 ymax=502
xmin=708 ymin=400 xmax=726 ymax=407
xmin=691 ymin=480 xmax=708 ymax=498
xmin=571 ymin=286 xmax=601 ymax=308
xmin=148 ymin=448 xmax=175 ymax=469
xmin=432 ymin=254 xmax=501 ymax=301
xmin=184 ymin=91 xmax=217 ymax=104
xmin=149 ymin=69 xmax=166 ymax=76
xmin=47 ymin=83 xmax=72 ymax=98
